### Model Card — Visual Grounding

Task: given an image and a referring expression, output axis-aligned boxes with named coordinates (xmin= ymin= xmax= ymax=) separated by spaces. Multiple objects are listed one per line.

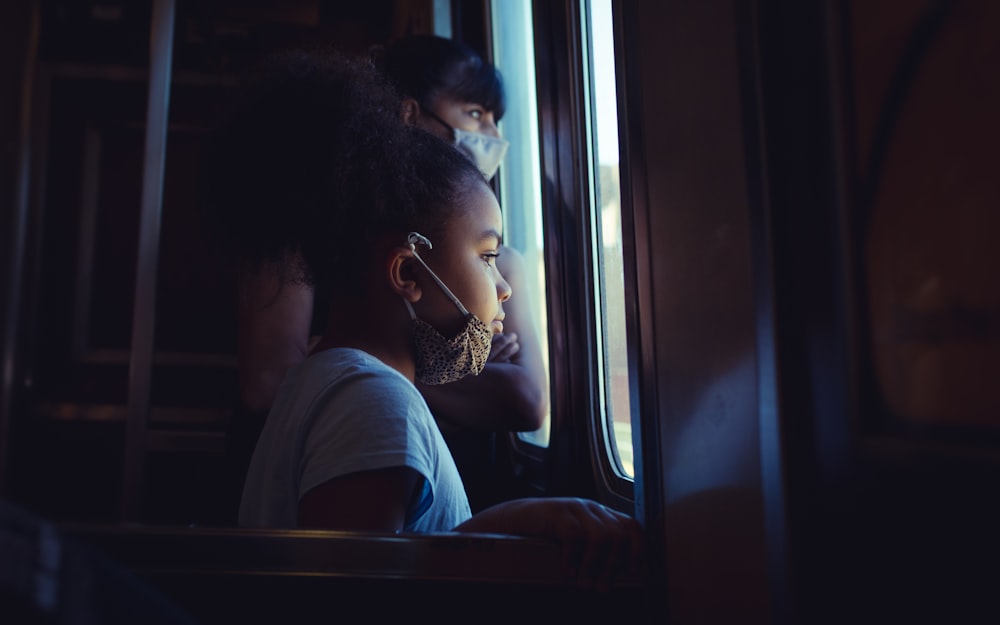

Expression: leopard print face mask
xmin=403 ymin=232 xmax=494 ymax=385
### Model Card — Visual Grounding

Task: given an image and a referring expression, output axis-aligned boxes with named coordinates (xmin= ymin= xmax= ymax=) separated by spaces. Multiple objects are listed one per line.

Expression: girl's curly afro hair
xmin=201 ymin=46 xmax=485 ymax=296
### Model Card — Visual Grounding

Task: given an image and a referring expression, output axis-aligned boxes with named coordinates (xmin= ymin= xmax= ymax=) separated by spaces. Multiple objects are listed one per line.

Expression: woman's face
xmin=420 ymin=95 xmax=500 ymax=140
xmin=412 ymin=179 xmax=511 ymax=338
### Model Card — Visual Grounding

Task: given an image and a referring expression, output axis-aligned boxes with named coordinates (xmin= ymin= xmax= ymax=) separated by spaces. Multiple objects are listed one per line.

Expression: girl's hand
xmin=456 ymin=497 xmax=645 ymax=591
xmin=487 ymin=332 xmax=520 ymax=363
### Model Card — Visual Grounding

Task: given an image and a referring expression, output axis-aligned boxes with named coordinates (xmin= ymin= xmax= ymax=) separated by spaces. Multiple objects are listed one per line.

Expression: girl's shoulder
xmin=301 ymin=348 xmax=434 ymax=434
xmin=300 ymin=347 xmax=410 ymax=390
xmin=275 ymin=347 xmax=428 ymax=432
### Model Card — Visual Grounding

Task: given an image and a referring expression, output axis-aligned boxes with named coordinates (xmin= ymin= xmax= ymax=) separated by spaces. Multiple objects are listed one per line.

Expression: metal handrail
xmin=122 ymin=0 xmax=177 ymax=520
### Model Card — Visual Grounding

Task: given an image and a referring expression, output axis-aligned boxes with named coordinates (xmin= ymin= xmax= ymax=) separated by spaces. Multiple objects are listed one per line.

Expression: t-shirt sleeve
xmin=297 ymin=368 xmax=438 ymax=504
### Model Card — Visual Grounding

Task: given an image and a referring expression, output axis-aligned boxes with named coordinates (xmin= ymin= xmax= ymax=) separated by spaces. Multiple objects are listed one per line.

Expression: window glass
xmin=491 ymin=0 xmax=551 ymax=447
xmin=586 ymin=0 xmax=633 ymax=477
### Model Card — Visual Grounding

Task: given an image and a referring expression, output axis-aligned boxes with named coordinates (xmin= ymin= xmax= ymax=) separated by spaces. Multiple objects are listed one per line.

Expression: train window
xmin=491 ymin=1 xmax=551 ymax=448
xmin=491 ymin=0 xmax=635 ymax=476
xmin=584 ymin=0 xmax=633 ymax=478
xmin=433 ymin=0 xmax=451 ymax=38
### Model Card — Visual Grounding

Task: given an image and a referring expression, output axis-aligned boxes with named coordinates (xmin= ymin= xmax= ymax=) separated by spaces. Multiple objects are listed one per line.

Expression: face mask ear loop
xmin=407 ymin=232 xmax=472 ymax=316
xmin=421 ymin=108 xmax=458 ymax=142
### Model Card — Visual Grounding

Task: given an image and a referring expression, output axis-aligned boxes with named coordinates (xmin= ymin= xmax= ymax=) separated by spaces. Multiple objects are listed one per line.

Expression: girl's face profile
xmin=415 ymin=180 xmax=511 ymax=338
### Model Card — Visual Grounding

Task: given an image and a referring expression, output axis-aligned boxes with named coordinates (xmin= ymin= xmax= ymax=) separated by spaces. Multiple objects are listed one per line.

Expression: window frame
xmin=524 ymin=0 xmax=635 ymax=508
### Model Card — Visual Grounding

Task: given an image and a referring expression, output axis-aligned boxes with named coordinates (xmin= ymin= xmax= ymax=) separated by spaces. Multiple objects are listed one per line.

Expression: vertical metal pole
xmin=121 ymin=0 xmax=176 ymax=521
xmin=0 ymin=0 xmax=41 ymax=495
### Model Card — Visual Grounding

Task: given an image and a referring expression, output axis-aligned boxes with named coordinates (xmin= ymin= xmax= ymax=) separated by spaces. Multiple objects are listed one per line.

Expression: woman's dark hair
xmin=375 ymin=35 xmax=506 ymax=121
xmin=201 ymin=47 xmax=486 ymax=295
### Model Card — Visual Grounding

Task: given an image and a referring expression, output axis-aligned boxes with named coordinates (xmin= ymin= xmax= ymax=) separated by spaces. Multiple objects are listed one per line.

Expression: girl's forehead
xmin=446 ymin=183 xmax=503 ymax=238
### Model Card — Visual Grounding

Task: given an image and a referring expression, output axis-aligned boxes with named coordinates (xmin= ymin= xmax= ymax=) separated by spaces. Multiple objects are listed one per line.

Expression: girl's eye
xmin=468 ymin=108 xmax=484 ymax=120
xmin=481 ymin=252 xmax=499 ymax=267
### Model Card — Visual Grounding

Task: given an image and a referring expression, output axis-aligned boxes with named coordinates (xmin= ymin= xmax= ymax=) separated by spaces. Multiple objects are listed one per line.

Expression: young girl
xmin=377 ymin=35 xmax=548 ymax=510
xmin=204 ymin=49 xmax=641 ymax=589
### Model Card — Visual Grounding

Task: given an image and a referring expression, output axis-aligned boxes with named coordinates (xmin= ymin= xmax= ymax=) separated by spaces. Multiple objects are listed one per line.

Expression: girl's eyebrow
xmin=480 ymin=229 xmax=502 ymax=246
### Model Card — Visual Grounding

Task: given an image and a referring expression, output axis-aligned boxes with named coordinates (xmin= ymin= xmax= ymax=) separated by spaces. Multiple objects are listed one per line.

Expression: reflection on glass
xmin=492 ymin=0 xmax=551 ymax=447
xmin=856 ymin=0 xmax=1000 ymax=429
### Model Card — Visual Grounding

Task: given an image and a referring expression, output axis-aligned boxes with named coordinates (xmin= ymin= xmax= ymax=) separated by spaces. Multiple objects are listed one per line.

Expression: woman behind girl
xmin=203 ymin=48 xmax=641 ymax=590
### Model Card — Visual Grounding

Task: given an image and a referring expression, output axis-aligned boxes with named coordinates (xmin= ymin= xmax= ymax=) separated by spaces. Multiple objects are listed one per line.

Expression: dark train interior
xmin=2 ymin=1 xmax=999 ymax=623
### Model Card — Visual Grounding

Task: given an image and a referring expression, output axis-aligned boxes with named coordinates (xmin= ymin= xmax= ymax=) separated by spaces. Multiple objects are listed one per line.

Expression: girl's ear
xmin=400 ymin=98 xmax=420 ymax=126
xmin=387 ymin=246 xmax=422 ymax=302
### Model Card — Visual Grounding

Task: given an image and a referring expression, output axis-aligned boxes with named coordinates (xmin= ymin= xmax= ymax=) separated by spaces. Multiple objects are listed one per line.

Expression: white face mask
xmin=424 ymin=110 xmax=510 ymax=180
xmin=452 ymin=129 xmax=509 ymax=181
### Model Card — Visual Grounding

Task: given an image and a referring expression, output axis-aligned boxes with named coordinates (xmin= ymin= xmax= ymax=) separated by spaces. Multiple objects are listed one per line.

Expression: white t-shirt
xmin=238 ymin=347 xmax=471 ymax=531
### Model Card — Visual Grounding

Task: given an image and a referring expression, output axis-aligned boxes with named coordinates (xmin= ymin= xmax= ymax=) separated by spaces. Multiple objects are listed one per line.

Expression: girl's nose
xmin=496 ymin=272 xmax=512 ymax=302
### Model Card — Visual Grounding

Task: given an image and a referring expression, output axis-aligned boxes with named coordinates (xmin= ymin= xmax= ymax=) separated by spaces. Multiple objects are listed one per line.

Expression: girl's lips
xmin=492 ymin=320 xmax=504 ymax=334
